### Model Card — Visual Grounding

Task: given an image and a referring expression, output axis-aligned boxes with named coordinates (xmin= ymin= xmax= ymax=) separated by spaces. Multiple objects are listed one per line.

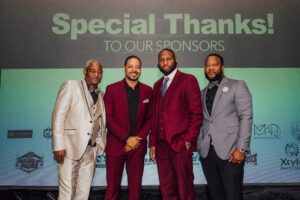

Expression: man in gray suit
xmin=197 ymin=53 xmax=253 ymax=200
xmin=52 ymin=59 xmax=106 ymax=200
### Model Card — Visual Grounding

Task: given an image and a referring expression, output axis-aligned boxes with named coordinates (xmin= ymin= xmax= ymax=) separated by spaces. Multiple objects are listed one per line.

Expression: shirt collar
xmin=163 ymin=68 xmax=177 ymax=87
xmin=85 ymin=80 xmax=98 ymax=92
xmin=124 ymin=79 xmax=139 ymax=90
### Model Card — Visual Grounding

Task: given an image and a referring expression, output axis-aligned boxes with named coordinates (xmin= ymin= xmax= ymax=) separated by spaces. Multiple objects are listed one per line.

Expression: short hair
xmin=158 ymin=48 xmax=176 ymax=59
xmin=205 ymin=53 xmax=224 ymax=66
xmin=85 ymin=59 xmax=102 ymax=70
xmin=124 ymin=55 xmax=142 ymax=66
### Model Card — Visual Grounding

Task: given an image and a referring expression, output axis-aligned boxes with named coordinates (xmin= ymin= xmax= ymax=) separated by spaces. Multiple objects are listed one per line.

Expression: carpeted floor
xmin=1 ymin=185 xmax=300 ymax=200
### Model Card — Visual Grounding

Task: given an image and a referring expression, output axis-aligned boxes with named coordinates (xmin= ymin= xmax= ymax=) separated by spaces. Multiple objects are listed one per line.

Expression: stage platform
xmin=1 ymin=185 xmax=300 ymax=200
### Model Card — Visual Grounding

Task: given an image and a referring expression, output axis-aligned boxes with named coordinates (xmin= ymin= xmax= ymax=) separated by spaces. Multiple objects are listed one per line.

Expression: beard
xmin=205 ymin=70 xmax=223 ymax=82
xmin=158 ymin=62 xmax=177 ymax=76
xmin=126 ymin=72 xmax=139 ymax=81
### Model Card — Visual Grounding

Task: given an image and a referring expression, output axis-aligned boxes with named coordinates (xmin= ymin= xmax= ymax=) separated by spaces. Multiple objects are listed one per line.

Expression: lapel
xmin=202 ymin=87 xmax=210 ymax=119
xmin=211 ymin=76 xmax=229 ymax=117
xmin=96 ymin=91 xmax=106 ymax=136
xmin=136 ymin=83 xmax=144 ymax=124
xmin=81 ymin=80 xmax=93 ymax=120
xmin=164 ymin=70 xmax=181 ymax=100
xmin=120 ymin=80 xmax=130 ymax=125
xmin=155 ymin=78 xmax=164 ymax=101
xmin=153 ymin=78 xmax=164 ymax=119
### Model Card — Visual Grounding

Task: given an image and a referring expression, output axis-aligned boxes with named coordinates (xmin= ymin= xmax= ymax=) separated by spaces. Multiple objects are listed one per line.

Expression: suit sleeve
xmin=137 ymin=89 xmax=153 ymax=140
xmin=235 ymin=81 xmax=253 ymax=151
xmin=52 ymin=81 xmax=72 ymax=151
xmin=181 ymin=76 xmax=203 ymax=144
xmin=104 ymin=85 xmax=129 ymax=143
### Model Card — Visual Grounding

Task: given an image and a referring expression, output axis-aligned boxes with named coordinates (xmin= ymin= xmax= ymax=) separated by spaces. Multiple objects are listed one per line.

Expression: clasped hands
xmin=125 ymin=136 xmax=142 ymax=152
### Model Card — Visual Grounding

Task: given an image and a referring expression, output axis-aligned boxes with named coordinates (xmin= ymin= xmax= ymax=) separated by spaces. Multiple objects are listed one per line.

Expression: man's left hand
xmin=124 ymin=144 xmax=133 ymax=152
xmin=125 ymin=136 xmax=142 ymax=152
xmin=229 ymin=148 xmax=245 ymax=164
xmin=185 ymin=141 xmax=191 ymax=150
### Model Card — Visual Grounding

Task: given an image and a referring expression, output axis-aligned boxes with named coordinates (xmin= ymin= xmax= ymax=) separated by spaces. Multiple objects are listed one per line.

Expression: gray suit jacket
xmin=197 ymin=76 xmax=253 ymax=160
xmin=52 ymin=80 xmax=106 ymax=160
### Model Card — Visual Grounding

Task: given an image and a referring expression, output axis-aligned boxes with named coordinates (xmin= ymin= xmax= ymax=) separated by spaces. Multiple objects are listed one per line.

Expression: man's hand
xmin=53 ymin=150 xmax=66 ymax=164
xmin=124 ymin=145 xmax=133 ymax=152
xmin=229 ymin=148 xmax=245 ymax=164
xmin=126 ymin=136 xmax=142 ymax=149
xmin=149 ymin=146 xmax=156 ymax=162
xmin=185 ymin=141 xmax=191 ymax=150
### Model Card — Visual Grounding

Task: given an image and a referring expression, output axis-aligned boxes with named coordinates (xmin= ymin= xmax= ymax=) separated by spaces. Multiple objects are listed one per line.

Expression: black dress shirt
xmin=86 ymin=83 xmax=98 ymax=104
xmin=125 ymin=80 xmax=139 ymax=136
xmin=205 ymin=77 xmax=223 ymax=116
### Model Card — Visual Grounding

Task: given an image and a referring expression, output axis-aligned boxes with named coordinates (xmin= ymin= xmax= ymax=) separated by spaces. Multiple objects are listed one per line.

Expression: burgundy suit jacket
xmin=104 ymin=80 xmax=153 ymax=156
xmin=150 ymin=70 xmax=203 ymax=152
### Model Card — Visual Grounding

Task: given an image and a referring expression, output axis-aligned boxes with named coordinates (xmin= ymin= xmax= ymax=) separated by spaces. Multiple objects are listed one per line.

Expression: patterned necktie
xmin=161 ymin=77 xmax=170 ymax=97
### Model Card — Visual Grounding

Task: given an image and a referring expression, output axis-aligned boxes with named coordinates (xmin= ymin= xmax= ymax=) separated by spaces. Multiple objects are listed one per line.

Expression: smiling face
xmin=84 ymin=61 xmax=102 ymax=86
xmin=204 ymin=55 xmax=224 ymax=82
xmin=124 ymin=57 xmax=141 ymax=82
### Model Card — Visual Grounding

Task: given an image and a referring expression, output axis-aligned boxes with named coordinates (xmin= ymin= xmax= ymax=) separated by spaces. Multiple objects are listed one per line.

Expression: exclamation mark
xmin=267 ymin=13 xmax=274 ymax=34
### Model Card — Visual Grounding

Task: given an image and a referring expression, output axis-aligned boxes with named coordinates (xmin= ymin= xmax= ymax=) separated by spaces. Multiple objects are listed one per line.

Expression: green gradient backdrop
xmin=0 ymin=68 xmax=300 ymax=185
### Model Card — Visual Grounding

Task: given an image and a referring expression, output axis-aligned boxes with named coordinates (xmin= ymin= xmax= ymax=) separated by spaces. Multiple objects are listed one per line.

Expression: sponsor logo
xmin=245 ymin=153 xmax=257 ymax=165
xmin=7 ymin=130 xmax=32 ymax=138
xmin=96 ymin=154 xmax=106 ymax=168
xmin=43 ymin=127 xmax=52 ymax=138
xmin=16 ymin=152 xmax=43 ymax=173
xmin=280 ymin=143 xmax=300 ymax=170
xmin=192 ymin=153 xmax=201 ymax=165
xmin=285 ymin=143 xmax=299 ymax=157
xmin=253 ymin=124 xmax=281 ymax=139
xmin=291 ymin=121 xmax=300 ymax=141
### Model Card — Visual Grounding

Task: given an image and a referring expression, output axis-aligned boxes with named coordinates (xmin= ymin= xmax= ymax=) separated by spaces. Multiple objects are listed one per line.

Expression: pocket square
xmin=143 ymin=99 xmax=149 ymax=103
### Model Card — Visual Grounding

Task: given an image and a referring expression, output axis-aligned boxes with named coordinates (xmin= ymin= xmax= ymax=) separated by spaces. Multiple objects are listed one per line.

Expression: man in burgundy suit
xmin=149 ymin=48 xmax=203 ymax=200
xmin=104 ymin=55 xmax=152 ymax=200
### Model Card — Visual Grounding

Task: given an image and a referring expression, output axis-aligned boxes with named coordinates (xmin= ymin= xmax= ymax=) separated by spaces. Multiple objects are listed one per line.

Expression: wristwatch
xmin=238 ymin=148 xmax=246 ymax=153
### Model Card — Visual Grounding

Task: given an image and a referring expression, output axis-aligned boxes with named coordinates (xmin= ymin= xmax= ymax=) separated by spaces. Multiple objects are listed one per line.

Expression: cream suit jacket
xmin=52 ymin=80 xmax=106 ymax=160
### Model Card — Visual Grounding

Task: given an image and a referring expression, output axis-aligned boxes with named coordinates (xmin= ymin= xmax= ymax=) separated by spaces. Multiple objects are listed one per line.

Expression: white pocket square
xmin=143 ymin=99 xmax=149 ymax=103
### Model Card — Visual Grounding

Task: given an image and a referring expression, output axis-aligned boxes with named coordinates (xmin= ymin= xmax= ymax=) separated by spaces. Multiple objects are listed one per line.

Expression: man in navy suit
xmin=104 ymin=55 xmax=152 ymax=200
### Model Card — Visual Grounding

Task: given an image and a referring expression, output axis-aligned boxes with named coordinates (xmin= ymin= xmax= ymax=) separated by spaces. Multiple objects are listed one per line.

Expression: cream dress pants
xmin=58 ymin=145 xmax=97 ymax=200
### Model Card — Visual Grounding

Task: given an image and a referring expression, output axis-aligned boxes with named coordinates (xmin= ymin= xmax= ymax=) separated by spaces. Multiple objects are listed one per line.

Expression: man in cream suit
xmin=52 ymin=59 xmax=106 ymax=200
xmin=197 ymin=54 xmax=253 ymax=200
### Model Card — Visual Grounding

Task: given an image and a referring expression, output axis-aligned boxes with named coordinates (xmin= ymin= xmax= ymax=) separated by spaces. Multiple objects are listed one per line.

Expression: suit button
xmin=90 ymin=121 xmax=92 ymax=123
xmin=87 ymin=133 xmax=90 ymax=135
